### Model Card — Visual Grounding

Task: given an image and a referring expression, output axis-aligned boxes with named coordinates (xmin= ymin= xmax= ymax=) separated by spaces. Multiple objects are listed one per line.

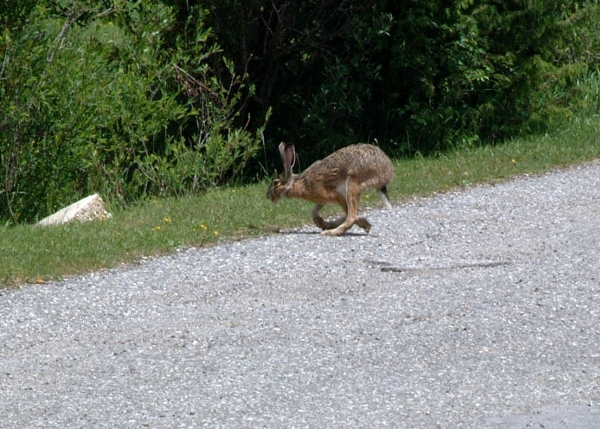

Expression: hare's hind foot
xmin=321 ymin=226 xmax=347 ymax=236
xmin=356 ymin=217 xmax=372 ymax=233
xmin=320 ymin=217 xmax=371 ymax=236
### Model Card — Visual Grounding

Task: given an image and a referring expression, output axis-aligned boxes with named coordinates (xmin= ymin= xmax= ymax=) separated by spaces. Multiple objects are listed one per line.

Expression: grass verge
xmin=2 ymin=116 xmax=600 ymax=286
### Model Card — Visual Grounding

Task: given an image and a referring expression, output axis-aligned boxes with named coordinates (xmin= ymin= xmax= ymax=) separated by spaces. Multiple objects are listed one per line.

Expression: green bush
xmin=0 ymin=1 xmax=264 ymax=223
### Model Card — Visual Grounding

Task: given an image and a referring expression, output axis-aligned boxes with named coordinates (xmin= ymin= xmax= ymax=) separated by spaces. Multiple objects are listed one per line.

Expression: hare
xmin=267 ymin=142 xmax=394 ymax=236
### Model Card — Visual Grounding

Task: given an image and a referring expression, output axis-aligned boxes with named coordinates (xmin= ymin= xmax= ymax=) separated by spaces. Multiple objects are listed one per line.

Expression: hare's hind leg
xmin=322 ymin=178 xmax=368 ymax=236
xmin=326 ymin=209 xmax=370 ymax=232
xmin=312 ymin=205 xmax=347 ymax=230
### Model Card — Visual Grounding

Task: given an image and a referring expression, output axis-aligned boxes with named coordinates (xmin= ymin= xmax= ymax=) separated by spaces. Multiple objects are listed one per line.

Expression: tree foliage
xmin=209 ymin=0 xmax=600 ymax=156
xmin=1 ymin=0 xmax=600 ymax=223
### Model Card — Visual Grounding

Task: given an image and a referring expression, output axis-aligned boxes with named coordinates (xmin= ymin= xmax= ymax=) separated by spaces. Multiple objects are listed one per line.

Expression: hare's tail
xmin=380 ymin=186 xmax=393 ymax=210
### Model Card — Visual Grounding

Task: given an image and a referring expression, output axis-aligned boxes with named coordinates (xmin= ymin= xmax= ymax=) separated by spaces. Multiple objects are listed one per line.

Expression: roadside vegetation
xmin=2 ymin=1 xmax=600 ymax=285
xmin=2 ymin=114 xmax=600 ymax=286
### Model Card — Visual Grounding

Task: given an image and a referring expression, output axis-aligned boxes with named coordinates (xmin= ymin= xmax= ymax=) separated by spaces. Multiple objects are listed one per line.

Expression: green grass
xmin=2 ymin=116 xmax=600 ymax=287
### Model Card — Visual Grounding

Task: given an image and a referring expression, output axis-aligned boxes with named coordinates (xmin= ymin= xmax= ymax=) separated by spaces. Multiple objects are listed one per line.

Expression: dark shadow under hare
xmin=267 ymin=142 xmax=394 ymax=236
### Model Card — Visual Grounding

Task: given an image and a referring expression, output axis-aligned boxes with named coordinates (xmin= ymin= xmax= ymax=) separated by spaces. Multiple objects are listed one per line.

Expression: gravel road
xmin=1 ymin=162 xmax=600 ymax=428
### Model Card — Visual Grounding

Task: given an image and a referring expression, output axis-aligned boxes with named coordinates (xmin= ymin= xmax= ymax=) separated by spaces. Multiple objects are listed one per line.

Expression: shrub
xmin=0 ymin=1 xmax=264 ymax=223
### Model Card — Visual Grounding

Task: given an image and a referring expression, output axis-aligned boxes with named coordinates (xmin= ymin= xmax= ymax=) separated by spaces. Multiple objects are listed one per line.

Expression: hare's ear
xmin=279 ymin=142 xmax=296 ymax=178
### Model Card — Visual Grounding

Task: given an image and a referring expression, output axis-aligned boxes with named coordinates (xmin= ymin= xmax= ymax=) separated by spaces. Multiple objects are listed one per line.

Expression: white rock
xmin=38 ymin=194 xmax=112 ymax=226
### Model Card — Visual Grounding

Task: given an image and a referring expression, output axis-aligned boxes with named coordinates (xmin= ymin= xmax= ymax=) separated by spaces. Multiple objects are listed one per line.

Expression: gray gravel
xmin=1 ymin=162 xmax=600 ymax=428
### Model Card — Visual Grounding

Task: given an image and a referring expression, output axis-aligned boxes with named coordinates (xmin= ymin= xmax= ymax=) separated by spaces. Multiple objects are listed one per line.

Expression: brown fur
xmin=267 ymin=142 xmax=394 ymax=236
